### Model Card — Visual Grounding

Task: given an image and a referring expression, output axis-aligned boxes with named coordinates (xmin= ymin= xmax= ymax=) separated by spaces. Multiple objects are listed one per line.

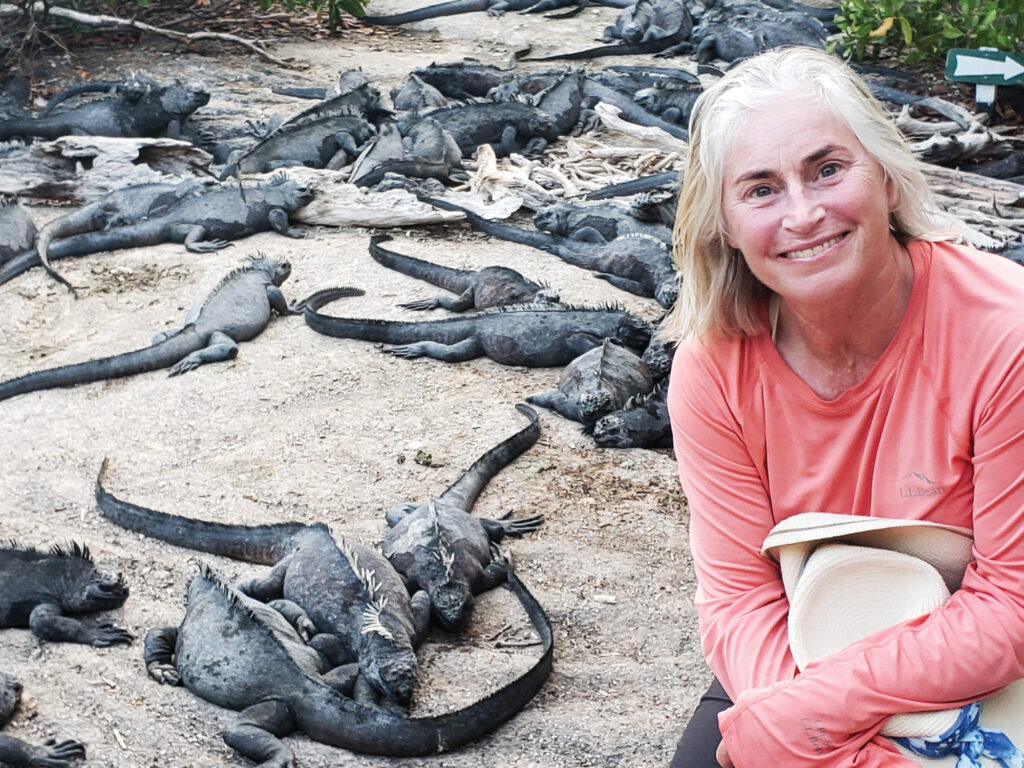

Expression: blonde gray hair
xmin=661 ymin=47 xmax=948 ymax=343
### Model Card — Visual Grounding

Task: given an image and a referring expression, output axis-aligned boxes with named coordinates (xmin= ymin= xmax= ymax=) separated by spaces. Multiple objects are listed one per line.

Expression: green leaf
xmin=899 ymin=15 xmax=913 ymax=44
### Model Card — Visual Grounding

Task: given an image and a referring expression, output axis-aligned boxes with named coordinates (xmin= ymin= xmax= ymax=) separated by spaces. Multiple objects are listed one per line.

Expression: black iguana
xmin=382 ymin=402 xmax=545 ymax=631
xmin=33 ymin=178 xmax=214 ymax=293
xmin=0 ymin=255 xmax=339 ymax=403
xmin=368 ymin=234 xmax=559 ymax=311
xmin=0 ymin=194 xmax=36 ymax=266
xmin=0 ymin=78 xmax=210 ymax=141
xmin=0 ymin=541 xmax=131 ymax=647
xmin=522 ymin=0 xmax=693 ymax=60
xmin=0 ymin=673 xmax=87 ymax=767
xmin=143 ymin=562 xmax=552 ymax=759
xmin=526 ymin=338 xmax=654 ymax=427
xmin=421 ymin=195 xmax=679 ymax=308
xmin=95 ymin=460 xmax=427 ymax=708
xmin=303 ymin=287 xmax=652 ymax=366
xmin=0 ymin=176 xmax=313 ymax=290
xmin=220 ymin=83 xmax=385 ymax=177
xmin=592 ymin=378 xmax=672 ymax=448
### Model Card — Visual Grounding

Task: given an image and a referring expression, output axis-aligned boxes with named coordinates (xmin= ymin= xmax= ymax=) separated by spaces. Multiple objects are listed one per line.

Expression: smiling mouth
xmin=782 ymin=234 xmax=843 ymax=260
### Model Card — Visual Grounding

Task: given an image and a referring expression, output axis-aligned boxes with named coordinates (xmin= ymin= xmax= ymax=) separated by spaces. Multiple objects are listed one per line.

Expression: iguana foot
xmin=382 ymin=344 xmax=425 ymax=359
xmin=147 ymin=662 xmax=181 ymax=685
xmin=28 ymin=737 xmax=86 ymax=767
xmin=84 ymin=623 xmax=134 ymax=647
xmin=187 ymin=239 xmax=233 ymax=253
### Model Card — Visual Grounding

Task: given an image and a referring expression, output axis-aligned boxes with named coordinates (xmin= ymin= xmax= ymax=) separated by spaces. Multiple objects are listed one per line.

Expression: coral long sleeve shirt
xmin=668 ymin=240 xmax=1024 ymax=767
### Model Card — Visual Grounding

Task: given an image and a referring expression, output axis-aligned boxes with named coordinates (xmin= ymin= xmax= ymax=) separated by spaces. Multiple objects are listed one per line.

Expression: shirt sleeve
xmin=667 ymin=340 xmax=799 ymax=698
xmin=716 ymin=331 xmax=1024 ymax=767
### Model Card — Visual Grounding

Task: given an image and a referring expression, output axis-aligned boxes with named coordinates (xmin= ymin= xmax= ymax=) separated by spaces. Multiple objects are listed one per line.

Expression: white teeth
xmin=785 ymin=235 xmax=840 ymax=260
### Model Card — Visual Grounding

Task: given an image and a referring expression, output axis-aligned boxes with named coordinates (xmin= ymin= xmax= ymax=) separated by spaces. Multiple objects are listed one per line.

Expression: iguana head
xmin=160 ymin=81 xmax=211 ymax=117
xmin=53 ymin=543 xmax=130 ymax=613
xmin=655 ymin=279 xmax=679 ymax=309
xmin=579 ymin=388 xmax=616 ymax=425
xmin=265 ymin=174 xmax=316 ymax=211
xmin=362 ymin=644 xmax=419 ymax=707
xmin=0 ymin=673 xmax=21 ymax=723
xmin=429 ymin=580 xmax=474 ymax=632
xmin=533 ymin=203 xmax=570 ymax=236
xmin=248 ymin=252 xmax=292 ymax=286
xmin=616 ymin=313 xmax=654 ymax=353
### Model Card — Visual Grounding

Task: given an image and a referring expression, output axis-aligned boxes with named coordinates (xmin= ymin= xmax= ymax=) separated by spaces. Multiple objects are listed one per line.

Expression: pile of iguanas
xmin=91 ymin=403 xmax=551 ymax=762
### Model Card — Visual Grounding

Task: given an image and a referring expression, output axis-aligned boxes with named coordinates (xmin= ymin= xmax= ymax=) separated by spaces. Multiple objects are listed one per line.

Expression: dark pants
xmin=669 ymin=678 xmax=732 ymax=768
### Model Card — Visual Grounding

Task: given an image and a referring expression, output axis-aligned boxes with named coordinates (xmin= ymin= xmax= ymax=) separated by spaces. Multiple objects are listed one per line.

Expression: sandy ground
xmin=0 ymin=7 xmax=706 ymax=768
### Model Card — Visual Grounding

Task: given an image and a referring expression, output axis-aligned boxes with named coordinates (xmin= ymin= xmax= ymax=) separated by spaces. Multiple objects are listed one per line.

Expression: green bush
xmin=261 ymin=0 xmax=367 ymax=29
xmin=835 ymin=0 xmax=1024 ymax=62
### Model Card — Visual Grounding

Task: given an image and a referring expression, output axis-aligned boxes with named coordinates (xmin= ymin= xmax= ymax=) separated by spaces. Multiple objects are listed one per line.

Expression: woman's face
xmin=719 ymin=94 xmax=898 ymax=311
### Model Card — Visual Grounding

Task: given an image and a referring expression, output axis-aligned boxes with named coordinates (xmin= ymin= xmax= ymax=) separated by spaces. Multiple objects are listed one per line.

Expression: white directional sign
xmin=946 ymin=48 xmax=1024 ymax=84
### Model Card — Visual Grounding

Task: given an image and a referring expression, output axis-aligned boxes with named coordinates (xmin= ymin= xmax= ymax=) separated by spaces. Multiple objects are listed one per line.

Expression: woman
xmin=663 ymin=47 xmax=1024 ymax=767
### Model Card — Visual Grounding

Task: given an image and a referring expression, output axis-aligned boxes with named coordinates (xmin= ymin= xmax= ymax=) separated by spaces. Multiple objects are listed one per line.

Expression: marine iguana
xmin=0 ymin=541 xmax=131 ymax=647
xmin=390 ymin=75 xmax=449 ymax=114
xmin=0 ymin=79 xmax=210 ymax=141
xmin=533 ymin=199 xmax=671 ymax=244
xmin=0 ymin=673 xmax=86 ymax=767
xmin=0 ymin=255 xmax=330 ymax=403
xmin=220 ymin=83 xmax=384 ymax=176
xmin=592 ymin=378 xmax=672 ymax=448
xmin=95 ymin=461 xmax=427 ymax=708
xmin=0 ymin=194 xmax=36 ymax=265
xmin=526 ymin=338 xmax=653 ymax=427
xmin=405 ymin=100 xmax=560 ymax=159
xmin=522 ymin=0 xmax=692 ymax=61
xmin=0 ymin=176 xmax=314 ymax=289
xmin=382 ymin=402 xmax=544 ymax=631
xmin=361 ymin=0 xmax=540 ymax=24
xmin=348 ymin=118 xmax=467 ymax=188
xmin=144 ymin=562 xmax=552 ymax=759
xmin=303 ymin=287 xmax=652 ymax=366
xmin=411 ymin=58 xmax=521 ymax=101
xmin=34 ymin=178 xmax=213 ymax=293
xmin=421 ymin=195 xmax=679 ymax=308
xmin=368 ymin=234 xmax=559 ymax=311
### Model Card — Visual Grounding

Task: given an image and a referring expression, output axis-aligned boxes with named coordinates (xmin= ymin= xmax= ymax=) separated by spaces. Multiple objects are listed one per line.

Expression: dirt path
xmin=0 ymin=7 xmax=702 ymax=767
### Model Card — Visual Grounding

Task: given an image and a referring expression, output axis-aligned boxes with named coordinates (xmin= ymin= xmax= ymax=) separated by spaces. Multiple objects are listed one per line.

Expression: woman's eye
xmin=820 ymin=163 xmax=839 ymax=178
xmin=751 ymin=185 xmax=772 ymax=198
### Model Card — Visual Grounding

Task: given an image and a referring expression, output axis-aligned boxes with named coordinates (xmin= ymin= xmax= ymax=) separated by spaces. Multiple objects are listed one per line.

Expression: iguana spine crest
xmin=335 ymin=536 xmax=394 ymax=639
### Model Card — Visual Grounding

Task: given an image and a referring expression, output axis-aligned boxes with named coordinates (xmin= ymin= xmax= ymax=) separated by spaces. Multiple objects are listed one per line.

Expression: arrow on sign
xmin=954 ymin=53 xmax=1024 ymax=81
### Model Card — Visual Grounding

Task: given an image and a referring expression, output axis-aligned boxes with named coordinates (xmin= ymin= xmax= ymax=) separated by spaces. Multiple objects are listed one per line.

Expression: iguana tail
xmin=0 ymin=224 xmax=165 ymax=288
xmin=34 ymin=205 xmax=107 ymax=294
xmin=301 ymin=568 xmax=553 ymax=755
xmin=440 ymin=402 xmax=541 ymax=510
xmin=0 ymin=330 xmax=204 ymax=403
xmin=368 ymin=235 xmax=474 ymax=293
xmin=95 ymin=459 xmax=304 ymax=564
xmin=360 ymin=0 xmax=489 ymax=25
xmin=417 ymin=196 xmax=568 ymax=257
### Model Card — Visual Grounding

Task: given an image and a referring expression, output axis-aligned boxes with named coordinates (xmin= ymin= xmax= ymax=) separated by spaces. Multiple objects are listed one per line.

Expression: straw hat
xmin=762 ymin=512 xmax=1024 ymax=766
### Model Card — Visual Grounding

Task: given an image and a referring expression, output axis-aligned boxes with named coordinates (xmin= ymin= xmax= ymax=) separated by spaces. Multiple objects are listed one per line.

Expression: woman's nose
xmin=782 ymin=187 xmax=825 ymax=231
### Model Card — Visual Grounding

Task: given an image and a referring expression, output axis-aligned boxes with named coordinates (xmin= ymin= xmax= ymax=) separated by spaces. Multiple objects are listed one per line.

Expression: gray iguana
xmin=143 ymin=562 xmax=552 ymax=760
xmin=0 ymin=194 xmax=36 ymax=265
xmin=303 ymin=288 xmax=652 ymax=366
xmin=382 ymin=402 xmax=543 ymax=631
xmin=34 ymin=178 xmax=214 ymax=293
xmin=0 ymin=78 xmax=209 ymax=141
xmin=0 ymin=673 xmax=87 ymax=767
xmin=95 ymin=461 xmax=426 ymax=708
xmin=0 ymin=176 xmax=313 ymax=290
xmin=0 ymin=541 xmax=131 ymax=647
xmin=220 ymin=83 xmax=384 ymax=177
xmin=0 ymin=255 xmax=337 ymax=403
xmin=526 ymin=338 xmax=653 ymax=426
xmin=522 ymin=0 xmax=693 ymax=60
xmin=533 ymin=199 xmax=672 ymax=244
xmin=368 ymin=234 xmax=559 ymax=311
xmin=592 ymin=378 xmax=672 ymax=448
xmin=421 ymin=195 xmax=679 ymax=308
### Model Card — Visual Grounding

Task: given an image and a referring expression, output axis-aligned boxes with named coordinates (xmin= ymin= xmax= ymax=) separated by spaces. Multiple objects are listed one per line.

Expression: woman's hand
xmin=716 ymin=739 xmax=734 ymax=768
